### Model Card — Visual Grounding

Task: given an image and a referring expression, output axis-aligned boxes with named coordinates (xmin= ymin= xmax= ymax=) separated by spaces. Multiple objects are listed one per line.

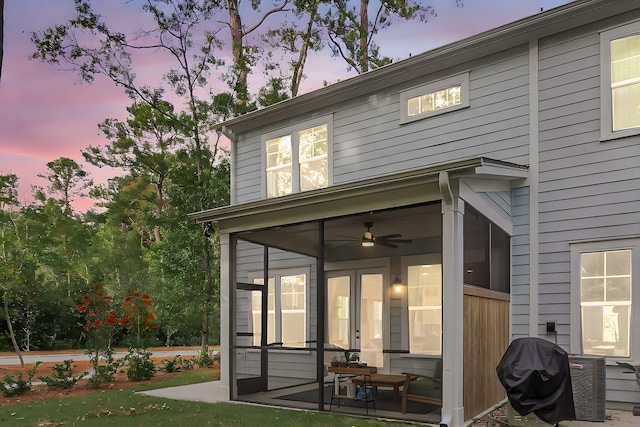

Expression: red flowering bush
xmin=119 ymin=291 xmax=157 ymax=349
xmin=76 ymin=285 xmax=120 ymax=387
xmin=77 ymin=287 xmax=160 ymax=385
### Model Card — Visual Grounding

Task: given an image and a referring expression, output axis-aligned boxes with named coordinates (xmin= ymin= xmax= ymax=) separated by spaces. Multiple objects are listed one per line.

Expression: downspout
xmin=220 ymin=124 xmax=234 ymax=400
xmin=438 ymin=171 xmax=465 ymax=427
xmin=528 ymin=40 xmax=540 ymax=337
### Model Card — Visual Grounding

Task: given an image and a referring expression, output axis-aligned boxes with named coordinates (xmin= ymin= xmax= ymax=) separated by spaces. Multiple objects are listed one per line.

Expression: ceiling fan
xmin=360 ymin=222 xmax=412 ymax=248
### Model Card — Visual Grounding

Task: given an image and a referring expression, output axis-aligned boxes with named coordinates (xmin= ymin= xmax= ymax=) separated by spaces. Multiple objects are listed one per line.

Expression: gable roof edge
xmin=215 ymin=0 xmax=637 ymax=136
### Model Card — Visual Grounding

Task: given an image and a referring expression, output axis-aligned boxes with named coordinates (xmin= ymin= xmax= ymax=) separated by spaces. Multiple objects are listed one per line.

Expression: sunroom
xmin=189 ymin=157 xmax=527 ymax=426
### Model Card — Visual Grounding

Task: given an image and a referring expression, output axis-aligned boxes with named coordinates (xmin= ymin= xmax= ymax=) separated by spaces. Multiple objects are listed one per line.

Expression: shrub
xmin=181 ymin=357 xmax=194 ymax=370
xmin=160 ymin=355 xmax=195 ymax=372
xmin=122 ymin=348 xmax=156 ymax=381
xmin=194 ymin=349 xmax=218 ymax=368
xmin=38 ymin=360 xmax=87 ymax=389
xmin=86 ymin=347 xmax=121 ymax=389
xmin=0 ymin=362 xmax=41 ymax=397
xmin=160 ymin=356 xmax=181 ymax=373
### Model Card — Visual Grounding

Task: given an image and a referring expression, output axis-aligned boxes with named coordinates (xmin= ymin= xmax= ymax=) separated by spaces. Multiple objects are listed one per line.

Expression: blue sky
xmin=0 ymin=0 xmax=572 ymax=209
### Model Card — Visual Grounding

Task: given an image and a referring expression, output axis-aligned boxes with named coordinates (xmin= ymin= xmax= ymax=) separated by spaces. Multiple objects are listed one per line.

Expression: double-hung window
xmin=264 ymin=116 xmax=332 ymax=198
xmin=250 ymin=269 xmax=308 ymax=348
xmin=601 ymin=22 xmax=640 ymax=140
xmin=571 ymin=239 xmax=640 ymax=358
xmin=400 ymin=72 xmax=469 ymax=124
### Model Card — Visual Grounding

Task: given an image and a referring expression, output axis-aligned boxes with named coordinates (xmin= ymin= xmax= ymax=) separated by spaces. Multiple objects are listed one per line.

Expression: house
xmin=189 ymin=0 xmax=640 ymax=425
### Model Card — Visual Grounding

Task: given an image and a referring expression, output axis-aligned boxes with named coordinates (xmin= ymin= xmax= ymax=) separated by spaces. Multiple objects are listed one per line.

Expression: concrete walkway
xmin=138 ymin=380 xmax=227 ymax=404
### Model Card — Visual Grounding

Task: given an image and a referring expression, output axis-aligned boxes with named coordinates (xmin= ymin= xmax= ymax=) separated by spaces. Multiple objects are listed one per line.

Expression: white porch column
xmin=439 ymin=172 xmax=465 ymax=427
xmin=217 ymin=232 xmax=231 ymax=400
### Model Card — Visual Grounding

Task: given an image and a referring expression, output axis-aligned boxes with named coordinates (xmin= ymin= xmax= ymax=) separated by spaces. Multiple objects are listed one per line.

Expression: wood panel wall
xmin=463 ymin=286 xmax=510 ymax=420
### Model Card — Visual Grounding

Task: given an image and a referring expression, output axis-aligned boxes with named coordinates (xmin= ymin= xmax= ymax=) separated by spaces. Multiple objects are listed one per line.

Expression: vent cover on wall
xmin=569 ymin=355 xmax=606 ymax=422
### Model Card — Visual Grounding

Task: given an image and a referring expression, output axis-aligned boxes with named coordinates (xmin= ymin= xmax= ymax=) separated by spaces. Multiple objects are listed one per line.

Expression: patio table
xmin=352 ymin=374 xmax=407 ymax=403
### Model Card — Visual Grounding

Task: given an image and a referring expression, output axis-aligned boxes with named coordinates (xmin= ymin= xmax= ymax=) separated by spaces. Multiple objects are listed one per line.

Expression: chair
xmin=401 ymin=359 xmax=442 ymax=414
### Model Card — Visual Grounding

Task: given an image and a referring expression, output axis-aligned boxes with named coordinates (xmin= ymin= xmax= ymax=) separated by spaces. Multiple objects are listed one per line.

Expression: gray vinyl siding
xmin=234 ymin=133 xmax=262 ymax=204
xmin=538 ymin=17 xmax=640 ymax=408
xmin=332 ymin=48 xmax=530 ymax=184
xmin=389 ymin=291 xmax=402 ymax=350
xmin=232 ymin=47 xmax=531 ymax=204
xmin=511 ymin=186 xmax=530 ymax=339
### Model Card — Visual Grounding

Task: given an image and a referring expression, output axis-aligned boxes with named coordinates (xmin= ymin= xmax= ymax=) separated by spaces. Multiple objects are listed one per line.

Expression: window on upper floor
xmin=601 ymin=22 xmax=640 ymax=140
xmin=571 ymin=239 xmax=640 ymax=358
xmin=400 ymin=72 xmax=469 ymax=124
xmin=263 ymin=117 xmax=332 ymax=198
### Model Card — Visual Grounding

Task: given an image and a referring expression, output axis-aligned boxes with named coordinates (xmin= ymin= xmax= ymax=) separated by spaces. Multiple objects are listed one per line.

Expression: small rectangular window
xmin=407 ymin=85 xmax=462 ymax=117
xmin=400 ymin=72 xmax=469 ymax=124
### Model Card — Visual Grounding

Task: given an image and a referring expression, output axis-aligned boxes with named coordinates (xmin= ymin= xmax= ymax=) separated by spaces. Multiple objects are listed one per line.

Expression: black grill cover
xmin=496 ymin=337 xmax=576 ymax=424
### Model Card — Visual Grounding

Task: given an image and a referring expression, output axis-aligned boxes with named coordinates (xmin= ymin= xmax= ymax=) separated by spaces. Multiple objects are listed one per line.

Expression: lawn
xmin=0 ymin=370 xmax=410 ymax=427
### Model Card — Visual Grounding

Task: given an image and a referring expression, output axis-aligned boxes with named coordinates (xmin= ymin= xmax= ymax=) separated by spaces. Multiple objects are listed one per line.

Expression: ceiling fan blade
xmin=381 ymin=238 xmax=412 ymax=244
xmin=376 ymin=233 xmax=402 ymax=239
xmin=377 ymin=241 xmax=398 ymax=248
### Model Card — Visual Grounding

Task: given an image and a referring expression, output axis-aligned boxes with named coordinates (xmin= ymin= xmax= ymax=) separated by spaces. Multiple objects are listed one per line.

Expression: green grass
xmin=0 ymin=370 xmax=410 ymax=427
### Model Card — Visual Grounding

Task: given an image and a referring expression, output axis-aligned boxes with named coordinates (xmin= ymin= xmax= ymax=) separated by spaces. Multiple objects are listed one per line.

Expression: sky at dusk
xmin=1 ymin=0 xmax=572 ymax=211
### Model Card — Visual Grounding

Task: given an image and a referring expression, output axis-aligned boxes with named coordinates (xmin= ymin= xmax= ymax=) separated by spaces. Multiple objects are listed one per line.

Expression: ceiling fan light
xmin=362 ymin=239 xmax=375 ymax=247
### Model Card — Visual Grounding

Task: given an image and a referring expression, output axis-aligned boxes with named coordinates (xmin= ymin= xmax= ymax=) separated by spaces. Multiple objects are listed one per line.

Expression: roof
xmin=188 ymin=157 xmax=528 ymax=229
xmin=215 ymin=0 xmax=638 ymax=136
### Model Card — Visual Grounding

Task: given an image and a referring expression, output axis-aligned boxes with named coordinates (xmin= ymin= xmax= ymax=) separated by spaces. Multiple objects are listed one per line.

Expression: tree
xmin=262 ymin=0 xmax=327 ymax=97
xmin=0 ymin=174 xmax=24 ymax=365
xmin=324 ymin=0 xmax=441 ymax=74
xmin=37 ymin=157 xmax=92 ymax=215
xmin=31 ymin=0 xmax=230 ymax=349
xmin=0 ymin=173 xmax=18 ymax=209
xmin=85 ymin=101 xmax=181 ymax=243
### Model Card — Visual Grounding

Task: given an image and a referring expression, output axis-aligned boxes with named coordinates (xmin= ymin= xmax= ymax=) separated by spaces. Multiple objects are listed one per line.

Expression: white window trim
xmin=570 ymin=238 xmax=640 ymax=359
xmin=248 ymin=267 xmax=310 ymax=348
xmin=261 ymin=115 xmax=333 ymax=198
xmin=399 ymin=72 xmax=470 ymax=125
xmin=600 ymin=21 xmax=640 ymax=141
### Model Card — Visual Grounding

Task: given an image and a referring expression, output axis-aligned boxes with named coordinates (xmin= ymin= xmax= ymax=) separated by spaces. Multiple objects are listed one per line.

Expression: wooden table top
xmin=328 ymin=366 xmax=377 ymax=375
xmin=352 ymin=373 xmax=406 ymax=385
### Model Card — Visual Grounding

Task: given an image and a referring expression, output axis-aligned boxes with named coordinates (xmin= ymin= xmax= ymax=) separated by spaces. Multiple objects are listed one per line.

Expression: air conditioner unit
xmin=569 ymin=355 xmax=606 ymax=422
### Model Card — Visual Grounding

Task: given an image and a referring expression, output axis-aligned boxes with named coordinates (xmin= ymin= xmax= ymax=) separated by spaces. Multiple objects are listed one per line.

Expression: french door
xmin=327 ymin=268 xmax=385 ymax=368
